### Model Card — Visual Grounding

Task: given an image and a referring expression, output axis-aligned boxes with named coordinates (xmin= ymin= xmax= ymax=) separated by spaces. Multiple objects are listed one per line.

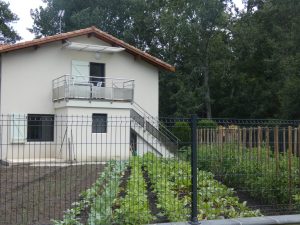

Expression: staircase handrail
xmin=131 ymin=102 xmax=180 ymax=145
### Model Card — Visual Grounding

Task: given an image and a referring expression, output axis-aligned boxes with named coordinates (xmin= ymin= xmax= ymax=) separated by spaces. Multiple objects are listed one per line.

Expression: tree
xmin=0 ymin=1 xmax=20 ymax=43
xmin=228 ymin=0 xmax=300 ymax=118
xmin=30 ymin=0 xmax=300 ymax=119
xmin=30 ymin=0 xmax=132 ymax=39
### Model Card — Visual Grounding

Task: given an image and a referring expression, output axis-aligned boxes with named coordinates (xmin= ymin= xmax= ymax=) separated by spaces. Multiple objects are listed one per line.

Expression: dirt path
xmin=0 ymin=164 xmax=105 ymax=225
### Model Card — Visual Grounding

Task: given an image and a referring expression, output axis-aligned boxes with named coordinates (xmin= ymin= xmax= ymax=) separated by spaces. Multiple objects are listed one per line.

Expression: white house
xmin=0 ymin=27 xmax=178 ymax=164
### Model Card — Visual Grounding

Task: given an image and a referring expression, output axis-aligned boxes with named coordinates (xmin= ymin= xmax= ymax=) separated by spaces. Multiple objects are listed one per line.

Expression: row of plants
xmin=197 ymin=144 xmax=300 ymax=205
xmin=53 ymin=161 xmax=125 ymax=225
xmin=143 ymin=153 xmax=260 ymax=221
xmin=143 ymin=153 xmax=190 ymax=221
xmin=54 ymin=153 xmax=261 ymax=224
xmin=88 ymin=161 xmax=126 ymax=225
xmin=113 ymin=157 xmax=153 ymax=225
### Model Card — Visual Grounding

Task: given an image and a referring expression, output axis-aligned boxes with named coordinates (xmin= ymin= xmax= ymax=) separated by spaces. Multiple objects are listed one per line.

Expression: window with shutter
xmin=11 ymin=114 xmax=26 ymax=143
xmin=71 ymin=60 xmax=90 ymax=84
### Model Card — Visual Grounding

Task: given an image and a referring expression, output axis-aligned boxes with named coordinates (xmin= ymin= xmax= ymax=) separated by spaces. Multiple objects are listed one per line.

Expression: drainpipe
xmin=0 ymin=53 xmax=2 ymax=114
xmin=0 ymin=53 xmax=3 ymax=164
xmin=150 ymin=215 xmax=300 ymax=225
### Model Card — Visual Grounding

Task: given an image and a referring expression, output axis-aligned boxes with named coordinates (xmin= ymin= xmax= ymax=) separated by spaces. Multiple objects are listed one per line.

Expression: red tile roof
xmin=0 ymin=26 xmax=175 ymax=72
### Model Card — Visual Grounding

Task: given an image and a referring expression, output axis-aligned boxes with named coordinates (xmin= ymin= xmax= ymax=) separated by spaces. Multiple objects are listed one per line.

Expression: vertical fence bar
xmin=266 ymin=127 xmax=270 ymax=163
xmin=239 ymin=128 xmax=242 ymax=162
xmin=249 ymin=127 xmax=253 ymax=150
xmin=294 ymin=128 xmax=297 ymax=155
xmin=288 ymin=126 xmax=292 ymax=208
xmin=258 ymin=126 xmax=262 ymax=162
xmin=190 ymin=115 xmax=198 ymax=224
xmin=243 ymin=127 xmax=246 ymax=150
xmin=283 ymin=128 xmax=286 ymax=154
xmin=275 ymin=126 xmax=279 ymax=176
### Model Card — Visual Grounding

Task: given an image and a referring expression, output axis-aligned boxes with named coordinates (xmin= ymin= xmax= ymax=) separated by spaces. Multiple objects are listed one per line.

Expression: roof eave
xmin=0 ymin=27 xmax=176 ymax=72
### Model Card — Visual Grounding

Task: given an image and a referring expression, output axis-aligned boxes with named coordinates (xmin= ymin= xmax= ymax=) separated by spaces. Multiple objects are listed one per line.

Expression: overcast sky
xmin=5 ymin=0 xmax=244 ymax=42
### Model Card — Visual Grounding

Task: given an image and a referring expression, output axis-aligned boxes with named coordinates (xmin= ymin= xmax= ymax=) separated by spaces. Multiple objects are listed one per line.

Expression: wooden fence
xmin=197 ymin=126 xmax=300 ymax=156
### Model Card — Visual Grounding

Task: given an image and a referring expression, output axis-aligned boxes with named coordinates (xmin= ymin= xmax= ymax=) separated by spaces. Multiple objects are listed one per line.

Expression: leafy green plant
xmin=172 ymin=121 xmax=191 ymax=146
xmin=143 ymin=153 xmax=190 ymax=221
xmin=198 ymin=119 xmax=218 ymax=128
xmin=88 ymin=161 xmax=126 ymax=225
xmin=198 ymin=144 xmax=300 ymax=205
xmin=113 ymin=157 xmax=153 ymax=225
xmin=143 ymin=153 xmax=260 ymax=221
xmin=53 ymin=161 xmax=123 ymax=225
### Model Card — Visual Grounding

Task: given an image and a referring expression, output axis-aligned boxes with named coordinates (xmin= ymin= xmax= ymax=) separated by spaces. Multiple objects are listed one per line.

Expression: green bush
xmin=198 ymin=119 xmax=218 ymax=128
xmin=172 ymin=121 xmax=191 ymax=146
xmin=198 ymin=144 xmax=300 ymax=205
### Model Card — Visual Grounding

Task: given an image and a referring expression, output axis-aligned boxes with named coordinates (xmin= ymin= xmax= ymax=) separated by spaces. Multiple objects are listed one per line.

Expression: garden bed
xmin=197 ymin=144 xmax=300 ymax=215
xmin=0 ymin=164 xmax=105 ymax=225
xmin=56 ymin=154 xmax=261 ymax=225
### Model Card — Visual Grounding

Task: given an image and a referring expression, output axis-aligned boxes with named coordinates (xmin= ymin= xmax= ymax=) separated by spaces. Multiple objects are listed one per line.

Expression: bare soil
xmin=0 ymin=163 xmax=105 ymax=225
xmin=142 ymin=166 xmax=169 ymax=224
xmin=111 ymin=166 xmax=131 ymax=212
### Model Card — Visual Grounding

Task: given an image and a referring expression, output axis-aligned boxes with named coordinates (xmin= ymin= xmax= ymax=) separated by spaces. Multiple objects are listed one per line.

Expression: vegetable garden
xmin=52 ymin=121 xmax=300 ymax=224
xmin=54 ymin=153 xmax=260 ymax=225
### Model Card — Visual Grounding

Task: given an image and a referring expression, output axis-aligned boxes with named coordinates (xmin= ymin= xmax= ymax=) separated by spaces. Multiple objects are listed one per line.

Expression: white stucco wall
xmin=55 ymin=106 xmax=131 ymax=162
xmin=0 ymin=35 xmax=160 ymax=161
xmin=0 ymin=35 xmax=159 ymax=117
xmin=1 ymin=106 xmax=131 ymax=161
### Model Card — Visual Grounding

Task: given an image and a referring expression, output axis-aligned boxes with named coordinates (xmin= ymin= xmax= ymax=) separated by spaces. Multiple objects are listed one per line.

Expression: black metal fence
xmin=1 ymin=115 xmax=300 ymax=225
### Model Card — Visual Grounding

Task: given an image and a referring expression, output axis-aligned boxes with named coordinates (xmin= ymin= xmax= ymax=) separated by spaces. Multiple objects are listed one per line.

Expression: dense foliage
xmin=198 ymin=144 xmax=300 ymax=205
xmin=0 ymin=0 xmax=20 ymax=43
xmin=56 ymin=154 xmax=260 ymax=224
xmin=143 ymin=153 xmax=260 ymax=220
xmin=30 ymin=0 xmax=300 ymax=119
xmin=172 ymin=119 xmax=217 ymax=145
xmin=113 ymin=157 xmax=153 ymax=225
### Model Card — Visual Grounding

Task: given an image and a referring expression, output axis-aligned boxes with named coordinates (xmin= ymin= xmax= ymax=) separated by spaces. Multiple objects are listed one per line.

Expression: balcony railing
xmin=52 ymin=75 xmax=134 ymax=102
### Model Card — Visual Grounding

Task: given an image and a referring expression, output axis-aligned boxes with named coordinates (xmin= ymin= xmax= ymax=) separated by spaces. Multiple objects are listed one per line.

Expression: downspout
xmin=0 ymin=53 xmax=2 ymax=115
xmin=0 ymin=53 xmax=8 ymax=165
xmin=0 ymin=53 xmax=4 ymax=164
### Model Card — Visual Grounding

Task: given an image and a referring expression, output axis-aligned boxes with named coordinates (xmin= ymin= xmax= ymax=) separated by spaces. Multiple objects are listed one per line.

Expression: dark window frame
xmin=92 ymin=113 xmax=107 ymax=133
xmin=89 ymin=62 xmax=105 ymax=87
xmin=27 ymin=114 xmax=55 ymax=142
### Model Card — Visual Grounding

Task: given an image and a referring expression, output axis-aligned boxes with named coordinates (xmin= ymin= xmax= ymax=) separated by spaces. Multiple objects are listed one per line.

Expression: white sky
xmin=4 ymin=0 xmax=46 ymax=41
xmin=5 ymin=0 xmax=244 ymax=41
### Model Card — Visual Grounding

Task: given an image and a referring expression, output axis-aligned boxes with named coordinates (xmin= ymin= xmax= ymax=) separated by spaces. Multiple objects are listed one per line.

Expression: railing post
xmin=190 ymin=114 xmax=199 ymax=224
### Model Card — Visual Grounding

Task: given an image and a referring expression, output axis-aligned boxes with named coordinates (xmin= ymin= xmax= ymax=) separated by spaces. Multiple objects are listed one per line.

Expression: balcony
xmin=52 ymin=75 xmax=134 ymax=102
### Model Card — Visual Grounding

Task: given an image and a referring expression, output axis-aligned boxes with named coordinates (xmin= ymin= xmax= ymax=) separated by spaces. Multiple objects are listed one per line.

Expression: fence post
xmin=190 ymin=115 xmax=199 ymax=224
xmin=274 ymin=126 xmax=279 ymax=176
xmin=288 ymin=126 xmax=292 ymax=209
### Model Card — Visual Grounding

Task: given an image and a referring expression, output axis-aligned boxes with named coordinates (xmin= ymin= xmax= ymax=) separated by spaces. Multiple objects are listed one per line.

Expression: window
xmin=27 ymin=114 xmax=54 ymax=142
xmin=90 ymin=63 xmax=105 ymax=87
xmin=92 ymin=114 xmax=107 ymax=133
xmin=11 ymin=114 xmax=26 ymax=143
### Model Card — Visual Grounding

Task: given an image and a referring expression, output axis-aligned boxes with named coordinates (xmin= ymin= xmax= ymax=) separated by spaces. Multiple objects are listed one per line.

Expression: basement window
xmin=92 ymin=114 xmax=107 ymax=133
xmin=27 ymin=114 xmax=54 ymax=142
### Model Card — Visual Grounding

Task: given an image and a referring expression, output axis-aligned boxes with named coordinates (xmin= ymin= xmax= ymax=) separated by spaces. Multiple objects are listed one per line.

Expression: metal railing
xmin=130 ymin=102 xmax=180 ymax=154
xmin=1 ymin=115 xmax=300 ymax=225
xmin=52 ymin=75 xmax=135 ymax=102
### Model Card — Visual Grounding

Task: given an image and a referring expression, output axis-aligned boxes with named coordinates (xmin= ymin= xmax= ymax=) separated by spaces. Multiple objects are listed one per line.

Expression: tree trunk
xmin=203 ymin=65 xmax=212 ymax=119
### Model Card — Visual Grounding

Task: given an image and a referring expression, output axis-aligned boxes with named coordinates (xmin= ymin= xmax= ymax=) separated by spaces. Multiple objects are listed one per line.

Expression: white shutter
xmin=71 ymin=60 xmax=90 ymax=83
xmin=11 ymin=114 xmax=26 ymax=143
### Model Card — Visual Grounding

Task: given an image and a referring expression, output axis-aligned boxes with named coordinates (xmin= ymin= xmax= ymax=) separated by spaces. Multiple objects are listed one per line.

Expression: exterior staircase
xmin=130 ymin=102 xmax=179 ymax=157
